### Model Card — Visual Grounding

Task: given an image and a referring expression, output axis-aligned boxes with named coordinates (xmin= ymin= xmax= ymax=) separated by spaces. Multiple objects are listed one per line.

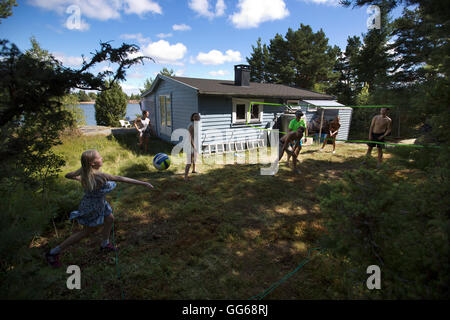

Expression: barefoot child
xmin=184 ymin=113 xmax=201 ymax=181
xmin=287 ymin=110 xmax=308 ymax=166
xmin=320 ymin=116 xmax=340 ymax=153
xmin=45 ymin=149 xmax=154 ymax=267
xmin=279 ymin=126 xmax=305 ymax=173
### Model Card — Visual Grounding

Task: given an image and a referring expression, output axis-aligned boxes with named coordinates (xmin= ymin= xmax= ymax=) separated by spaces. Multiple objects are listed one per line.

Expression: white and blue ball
xmin=153 ymin=153 xmax=170 ymax=170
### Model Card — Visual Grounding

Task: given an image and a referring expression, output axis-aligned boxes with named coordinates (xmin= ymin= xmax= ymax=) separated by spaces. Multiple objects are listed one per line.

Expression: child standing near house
xmin=184 ymin=113 xmax=201 ymax=181
xmin=286 ymin=110 xmax=308 ymax=167
xmin=45 ymin=149 xmax=154 ymax=268
xmin=134 ymin=111 xmax=152 ymax=153
xmin=320 ymin=116 xmax=341 ymax=153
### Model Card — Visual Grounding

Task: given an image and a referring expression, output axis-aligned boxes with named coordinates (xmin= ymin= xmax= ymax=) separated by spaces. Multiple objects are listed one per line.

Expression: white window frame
xmin=232 ymin=98 xmax=263 ymax=125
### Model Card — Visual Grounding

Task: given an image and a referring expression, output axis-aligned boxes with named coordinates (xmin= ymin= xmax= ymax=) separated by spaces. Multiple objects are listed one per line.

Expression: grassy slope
xmin=30 ymin=132 xmax=396 ymax=299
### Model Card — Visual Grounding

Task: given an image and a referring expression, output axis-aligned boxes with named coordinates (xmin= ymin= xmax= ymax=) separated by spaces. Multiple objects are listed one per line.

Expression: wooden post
xmin=318 ymin=108 xmax=324 ymax=145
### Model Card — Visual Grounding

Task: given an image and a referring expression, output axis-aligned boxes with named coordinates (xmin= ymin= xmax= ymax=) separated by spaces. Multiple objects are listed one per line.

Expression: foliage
xmin=160 ymin=67 xmax=176 ymax=77
xmin=317 ymin=168 xmax=449 ymax=299
xmin=246 ymin=38 xmax=270 ymax=83
xmin=61 ymin=94 xmax=86 ymax=127
xmin=0 ymin=38 xmax=148 ymax=185
xmin=246 ymin=24 xmax=340 ymax=90
xmin=0 ymin=0 xmax=16 ymax=22
xmin=94 ymin=80 xmax=128 ymax=127
xmin=140 ymin=77 xmax=154 ymax=94
xmin=77 ymin=90 xmax=90 ymax=102
xmin=88 ymin=91 xmax=97 ymax=101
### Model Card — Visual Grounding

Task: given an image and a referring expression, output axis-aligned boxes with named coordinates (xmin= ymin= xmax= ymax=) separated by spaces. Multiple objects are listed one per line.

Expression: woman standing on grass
xmin=45 ymin=149 xmax=154 ymax=268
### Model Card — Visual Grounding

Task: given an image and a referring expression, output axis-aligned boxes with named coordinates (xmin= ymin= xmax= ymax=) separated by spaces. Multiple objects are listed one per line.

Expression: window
xmin=159 ymin=95 xmax=172 ymax=128
xmin=236 ymin=104 xmax=246 ymax=121
xmin=251 ymin=104 xmax=260 ymax=120
xmin=232 ymin=99 xmax=263 ymax=124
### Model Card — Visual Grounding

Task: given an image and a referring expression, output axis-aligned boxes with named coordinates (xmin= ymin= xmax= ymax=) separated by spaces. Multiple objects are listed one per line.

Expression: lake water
xmin=78 ymin=103 xmax=142 ymax=126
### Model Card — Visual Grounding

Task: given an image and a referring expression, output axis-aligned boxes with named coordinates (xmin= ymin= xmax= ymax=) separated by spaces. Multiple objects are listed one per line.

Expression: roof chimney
xmin=234 ymin=65 xmax=250 ymax=86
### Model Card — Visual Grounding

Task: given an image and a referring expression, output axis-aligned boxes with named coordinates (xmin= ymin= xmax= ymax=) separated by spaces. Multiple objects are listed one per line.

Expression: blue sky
xmin=0 ymin=0 xmax=403 ymax=95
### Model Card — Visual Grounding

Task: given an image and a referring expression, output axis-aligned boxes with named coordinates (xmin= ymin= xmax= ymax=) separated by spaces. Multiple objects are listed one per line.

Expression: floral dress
xmin=69 ymin=181 xmax=117 ymax=227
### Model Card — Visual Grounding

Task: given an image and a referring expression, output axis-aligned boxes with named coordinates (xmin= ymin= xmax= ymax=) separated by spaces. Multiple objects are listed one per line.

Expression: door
xmin=158 ymin=95 xmax=172 ymax=136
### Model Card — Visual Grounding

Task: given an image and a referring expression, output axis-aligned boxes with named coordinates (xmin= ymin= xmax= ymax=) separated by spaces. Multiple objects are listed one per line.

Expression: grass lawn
xmin=29 ymin=132 xmax=399 ymax=299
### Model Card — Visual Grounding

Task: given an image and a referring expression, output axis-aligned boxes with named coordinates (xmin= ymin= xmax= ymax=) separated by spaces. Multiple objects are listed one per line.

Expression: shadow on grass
xmin=107 ymin=131 xmax=174 ymax=158
xmin=38 ymin=149 xmax=375 ymax=300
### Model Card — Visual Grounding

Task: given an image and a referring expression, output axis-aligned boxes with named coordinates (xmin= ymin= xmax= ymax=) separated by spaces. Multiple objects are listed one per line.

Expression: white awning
xmin=302 ymin=100 xmax=347 ymax=108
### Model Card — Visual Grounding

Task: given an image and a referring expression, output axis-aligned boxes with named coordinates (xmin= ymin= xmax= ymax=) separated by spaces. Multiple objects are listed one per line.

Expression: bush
xmin=94 ymin=81 xmax=127 ymax=127
xmin=317 ymin=168 xmax=449 ymax=299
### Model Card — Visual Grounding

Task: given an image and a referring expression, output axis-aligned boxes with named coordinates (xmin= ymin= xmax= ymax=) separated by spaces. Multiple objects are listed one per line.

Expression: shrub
xmin=317 ymin=168 xmax=449 ymax=299
xmin=94 ymin=80 xmax=127 ymax=127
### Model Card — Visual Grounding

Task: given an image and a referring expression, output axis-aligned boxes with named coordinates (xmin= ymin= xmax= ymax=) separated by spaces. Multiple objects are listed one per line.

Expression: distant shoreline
xmin=79 ymin=100 xmax=140 ymax=104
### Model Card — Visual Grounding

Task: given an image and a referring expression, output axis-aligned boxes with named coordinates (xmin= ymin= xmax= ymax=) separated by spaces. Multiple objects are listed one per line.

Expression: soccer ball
xmin=153 ymin=153 xmax=170 ymax=170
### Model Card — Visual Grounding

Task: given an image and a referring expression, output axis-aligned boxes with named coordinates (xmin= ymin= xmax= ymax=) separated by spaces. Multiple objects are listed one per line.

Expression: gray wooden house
xmin=140 ymin=65 xmax=352 ymax=153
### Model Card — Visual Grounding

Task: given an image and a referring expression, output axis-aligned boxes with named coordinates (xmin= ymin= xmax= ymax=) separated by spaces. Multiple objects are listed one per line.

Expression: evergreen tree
xmin=247 ymin=24 xmax=339 ymax=90
xmin=246 ymin=38 xmax=270 ymax=82
xmin=94 ymin=80 xmax=127 ymax=126
xmin=140 ymin=77 xmax=154 ymax=94
xmin=88 ymin=92 xmax=97 ymax=101
xmin=160 ymin=67 xmax=176 ymax=77
xmin=0 ymin=0 xmax=17 ymax=22
xmin=77 ymin=90 xmax=90 ymax=102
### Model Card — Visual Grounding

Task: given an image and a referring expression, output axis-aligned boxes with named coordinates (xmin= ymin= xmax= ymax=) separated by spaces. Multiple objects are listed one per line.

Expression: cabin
xmin=140 ymin=65 xmax=352 ymax=153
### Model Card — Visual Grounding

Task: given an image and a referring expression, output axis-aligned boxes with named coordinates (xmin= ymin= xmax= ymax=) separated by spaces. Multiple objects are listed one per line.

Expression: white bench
xmin=202 ymin=139 xmax=265 ymax=155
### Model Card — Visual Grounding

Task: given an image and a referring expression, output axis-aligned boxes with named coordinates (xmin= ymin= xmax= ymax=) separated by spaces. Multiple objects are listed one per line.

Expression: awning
xmin=302 ymin=100 xmax=347 ymax=108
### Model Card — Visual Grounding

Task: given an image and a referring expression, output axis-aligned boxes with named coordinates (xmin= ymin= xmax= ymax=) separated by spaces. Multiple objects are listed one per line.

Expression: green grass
xmin=27 ymin=132 xmax=396 ymax=299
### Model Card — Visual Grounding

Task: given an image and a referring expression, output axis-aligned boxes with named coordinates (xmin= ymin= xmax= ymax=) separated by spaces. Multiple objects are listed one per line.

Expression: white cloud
xmin=128 ymin=72 xmax=145 ymax=79
xmin=141 ymin=40 xmax=188 ymax=64
xmin=230 ymin=0 xmax=289 ymax=29
xmin=188 ymin=0 xmax=226 ymax=19
xmin=64 ymin=13 xmax=90 ymax=31
xmin=120 ymin=33 xmax=151 ymax=44
xmin=172 ymin=24 xmax=192 ymax=31
xmin=156 ymin=33 xmax=173 ymax=38
xmin=215 ymin=0 xmax=226 ymax=16
xmin=175 ymin=69 xmax=185 ymax=76
xmin=209 ymin=69 xmax=229 ymax=77
xmin=99 ymin=66 xmax=113 ymax=73
xmin=121 ymin=83 xmax=141 ymax=95
xmin=300 ymin=0 xmax=340 ymax=6
xmin=52 ymin=52 xmax=84 ymax=67
xmin=28 ymin=0 xmax=162 ymax=21
xmin=123 ymin=0 xmax=162 ymax=15
xmin=196 ymin=49 xmax=242 ymax=65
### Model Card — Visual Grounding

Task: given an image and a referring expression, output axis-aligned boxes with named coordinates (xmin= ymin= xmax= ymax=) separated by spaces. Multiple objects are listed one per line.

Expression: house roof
xmin=141 ymin=75 xmax=336 ymax=100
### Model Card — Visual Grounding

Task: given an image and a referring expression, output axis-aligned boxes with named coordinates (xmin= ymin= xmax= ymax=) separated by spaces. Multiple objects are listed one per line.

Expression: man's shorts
xmin=289 ymin=139 xmax=302 ymax=149
xmin=367 ymin=133 xmax=385 ymax=149
xmin=142 ymin=128 xmax=151 ymax=138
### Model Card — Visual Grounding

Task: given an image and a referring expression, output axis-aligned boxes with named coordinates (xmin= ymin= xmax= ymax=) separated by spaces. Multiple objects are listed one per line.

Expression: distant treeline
xmin=68 ymin=90 xmax=141 ymax=102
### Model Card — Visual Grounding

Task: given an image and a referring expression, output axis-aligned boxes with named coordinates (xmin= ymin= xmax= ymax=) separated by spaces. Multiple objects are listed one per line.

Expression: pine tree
xmin=247 ymin=24 xmax=339 ymax=90
xmin=246 ymin=38 xmax=270 ymax=83
xmin=94 ymin=81 xmax=128 ymax=127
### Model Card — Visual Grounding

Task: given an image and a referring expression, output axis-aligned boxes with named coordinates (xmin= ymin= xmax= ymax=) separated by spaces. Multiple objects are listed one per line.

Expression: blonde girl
xmin=45 ymin=149 xmax=153 ymax=267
